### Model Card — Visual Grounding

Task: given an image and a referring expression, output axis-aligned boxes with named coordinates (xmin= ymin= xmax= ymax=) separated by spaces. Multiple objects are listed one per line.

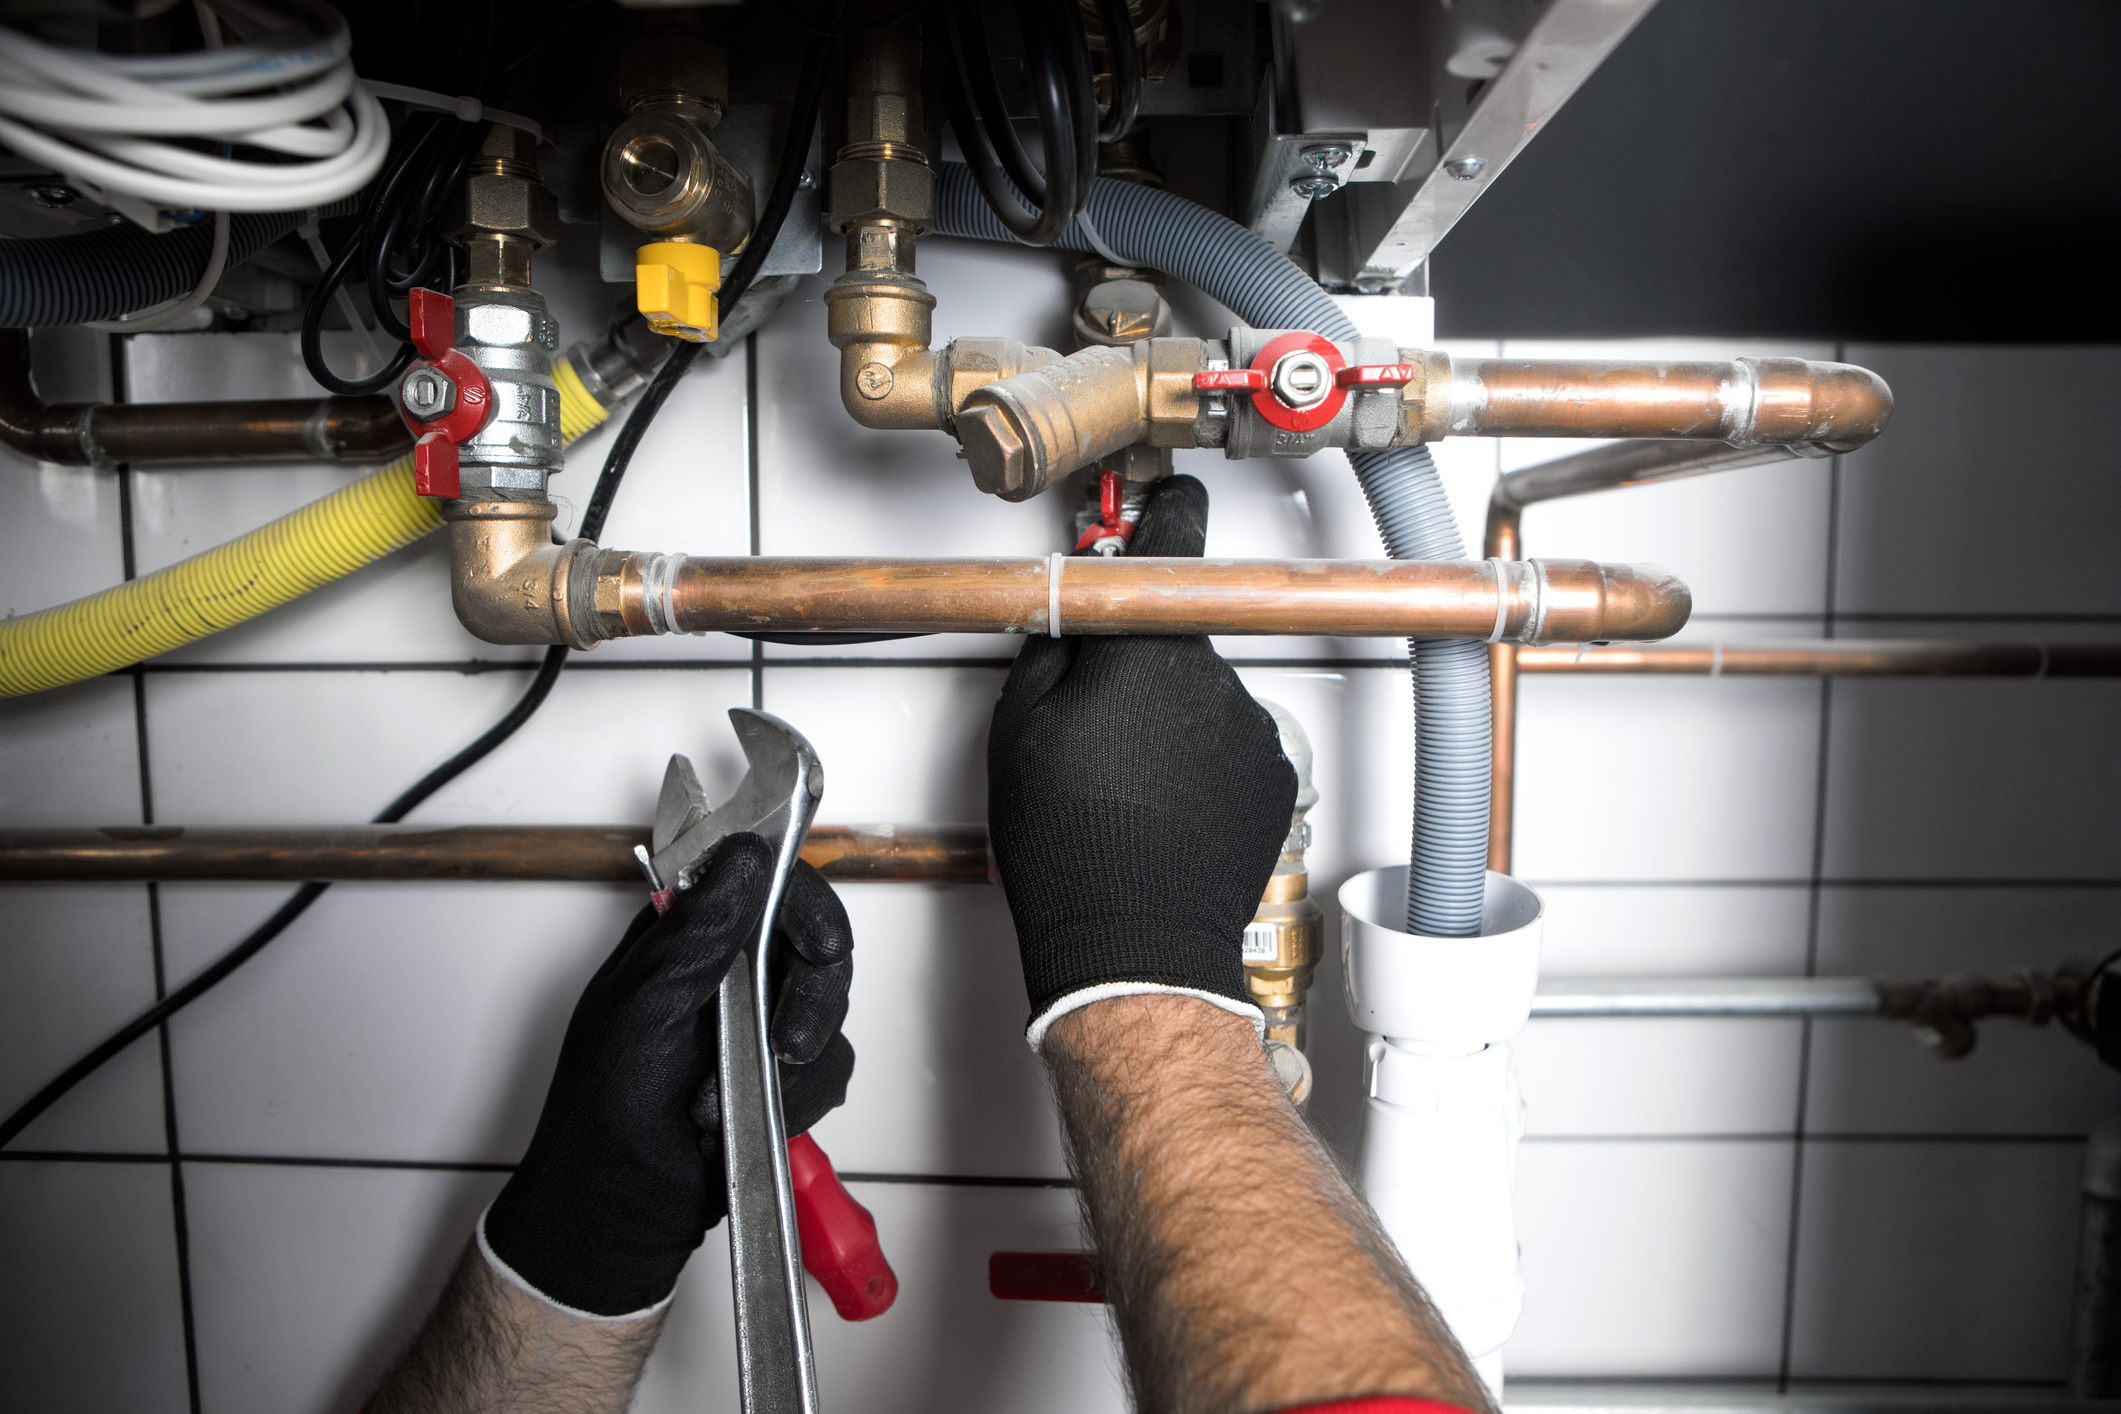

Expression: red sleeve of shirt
xmin=1268 ymin=1401 xmax=1479 ymax=1414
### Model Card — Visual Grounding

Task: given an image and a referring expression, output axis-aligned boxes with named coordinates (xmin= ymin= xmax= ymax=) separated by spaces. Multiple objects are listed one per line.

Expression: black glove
xmin=481 ymin=833 xmax=855 ymax=1318
xmin=987 ymin=475 xmax=1298 ymax=1048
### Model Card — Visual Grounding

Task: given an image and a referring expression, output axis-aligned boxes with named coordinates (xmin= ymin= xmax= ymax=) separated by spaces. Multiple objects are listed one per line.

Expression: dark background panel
xmin=1432 ymin=0 xmax=2121 ymax=342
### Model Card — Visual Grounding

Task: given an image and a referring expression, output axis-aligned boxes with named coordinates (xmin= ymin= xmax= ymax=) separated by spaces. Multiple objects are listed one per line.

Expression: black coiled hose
xmin=930 ymin=0 xmax=1140 ymax=246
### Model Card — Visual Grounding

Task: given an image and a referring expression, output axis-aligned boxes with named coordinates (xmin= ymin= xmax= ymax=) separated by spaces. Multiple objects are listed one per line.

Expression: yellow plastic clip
xmin=635 ymin=242 xmax=720 ymax=343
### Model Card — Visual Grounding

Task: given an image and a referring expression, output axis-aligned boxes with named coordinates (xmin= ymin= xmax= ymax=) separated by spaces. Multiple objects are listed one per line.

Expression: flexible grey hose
xmin=0 ymin=199 xmax=358 ymax=328
xmin=936 ymin=164 xmax=1491 ymax=936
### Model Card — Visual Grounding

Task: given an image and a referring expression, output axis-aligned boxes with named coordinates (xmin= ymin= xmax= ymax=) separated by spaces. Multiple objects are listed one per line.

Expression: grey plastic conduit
xmin=936 ymin=163 xmax=1490 ymax=937
xmin=0 ymin=199 xmax=358 ymax=328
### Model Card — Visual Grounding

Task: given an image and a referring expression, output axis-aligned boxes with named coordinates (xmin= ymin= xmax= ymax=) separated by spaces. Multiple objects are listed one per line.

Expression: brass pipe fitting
xmin=601 ymin=38 xmax=752 ymax=252
xmin=444 ymin=500 xmax=600 ymax=649
xmin=956 ymin=338 xmax=1203 ymax=499
xmin=1246 ymin=701 xmax=1322 ymax=1050
xmin=441 ymin=125 xmax=559 ymax=291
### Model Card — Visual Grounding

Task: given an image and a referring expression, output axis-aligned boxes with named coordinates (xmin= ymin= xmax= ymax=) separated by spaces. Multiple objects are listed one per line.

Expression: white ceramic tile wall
xmin=3 ymin=240 xmax=2114 ymax=1406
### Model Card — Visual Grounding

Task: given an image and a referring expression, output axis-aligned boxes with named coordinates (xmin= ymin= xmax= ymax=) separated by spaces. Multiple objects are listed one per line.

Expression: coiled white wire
xmin=0 ymin=0 xmax=388 ymax=216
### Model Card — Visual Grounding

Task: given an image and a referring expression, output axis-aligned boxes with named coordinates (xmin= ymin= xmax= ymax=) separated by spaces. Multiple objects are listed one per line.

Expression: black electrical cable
xmin=1091 ymin=0 xmax=1141 ymax=140
xmin=0 ymin=644 xmax=568 ymax=1152
xmin=300 ymin=111 xmax=485 ymax=397
xmin=0 ymin=27 xmax=844 ymax=1154
xmin=931 ymin=0 xmax=1120 ymax=247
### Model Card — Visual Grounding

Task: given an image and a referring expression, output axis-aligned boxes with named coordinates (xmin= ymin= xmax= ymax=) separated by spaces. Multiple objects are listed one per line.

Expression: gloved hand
xmin=987 ymin=474 xmax=1298 ymax=1049
xmin=480 ymin=833 xmax=855 ymax=1319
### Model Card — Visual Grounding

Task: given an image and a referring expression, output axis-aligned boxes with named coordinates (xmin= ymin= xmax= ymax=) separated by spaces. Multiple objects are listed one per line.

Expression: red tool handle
xmin=790 ymin=1131 xmax=899 ymax=1320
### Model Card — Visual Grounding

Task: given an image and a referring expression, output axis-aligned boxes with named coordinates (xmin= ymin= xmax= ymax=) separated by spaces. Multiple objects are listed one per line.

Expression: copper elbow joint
xmin=444 ymin=501 xmax=600 ymax=649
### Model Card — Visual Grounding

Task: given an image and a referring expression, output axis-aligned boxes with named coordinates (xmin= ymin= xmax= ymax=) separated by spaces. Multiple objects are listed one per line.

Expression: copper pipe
xmin=586 ymin=554 xmax=1692 ymax=644
xmin=1447 ymin=357 xmax=1892 ymax=451
xmin=0 ymin=330 xmax=408 ymax=466
xmin=1485 ymin=513 xmax=1520 ymax=873
xmin=1480 ymin=439 xmax=1833 ymax=873
xmin=1516 ymin=641 xmax=2121 ymax=677
xmin=0 ymin=823 xmax=992 ymax=884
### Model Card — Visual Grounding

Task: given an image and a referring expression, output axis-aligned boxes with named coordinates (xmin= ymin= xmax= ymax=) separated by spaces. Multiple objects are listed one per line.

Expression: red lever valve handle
xmin=790 ymin=1131 xmax=899 ymax=1320
xmin=397 ymin=288 xmax=495 ymax=500
xmin=1336 ymin=363 xmax=1415 ymax=389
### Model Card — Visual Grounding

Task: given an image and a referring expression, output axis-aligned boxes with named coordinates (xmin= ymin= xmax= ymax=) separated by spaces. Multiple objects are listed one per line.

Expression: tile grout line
xmin=111 ymin=331 xmax=204 ymax=1414
xmin=1776 ymin=394 xmax=1846 ymax=1392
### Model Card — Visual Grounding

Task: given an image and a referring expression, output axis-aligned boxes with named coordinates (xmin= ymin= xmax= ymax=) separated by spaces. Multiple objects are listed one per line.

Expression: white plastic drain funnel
xmin=1340 ymin=866 xmax=1544 ymax=1403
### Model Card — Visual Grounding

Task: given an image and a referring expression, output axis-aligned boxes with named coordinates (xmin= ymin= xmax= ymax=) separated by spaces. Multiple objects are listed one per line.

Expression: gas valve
xmin=397 ymin=288 xmax=495 ymax=500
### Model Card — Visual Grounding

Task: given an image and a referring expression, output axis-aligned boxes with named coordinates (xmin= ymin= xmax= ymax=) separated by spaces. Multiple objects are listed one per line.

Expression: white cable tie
xmin=1072 ymin=205 xmax=1128 ymax=266
xmin=362 ymin=81 xmax=543 ymax=143
xmin=1710 ymin=641 xmax=1723 ymax=678
xmin=1047 ymin=551 xmax=1065 ymax=638
xmin=1484 ymin=557 xmax=1511 ymax=643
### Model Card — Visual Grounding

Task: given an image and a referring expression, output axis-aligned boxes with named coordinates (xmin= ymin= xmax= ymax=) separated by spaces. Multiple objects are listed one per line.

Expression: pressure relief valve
xmin=397 ymin=288 xmax=495 ymax=499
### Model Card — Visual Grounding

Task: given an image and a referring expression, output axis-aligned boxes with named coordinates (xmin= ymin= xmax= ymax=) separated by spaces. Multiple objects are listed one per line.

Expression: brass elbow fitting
xmin=444 ymin=500 xmax=600 ymax=649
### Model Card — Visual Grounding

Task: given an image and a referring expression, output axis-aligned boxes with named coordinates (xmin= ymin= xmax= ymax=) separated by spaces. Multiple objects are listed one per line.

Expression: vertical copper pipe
xmin=1484 ymin=505 xmax=1521 ymax=873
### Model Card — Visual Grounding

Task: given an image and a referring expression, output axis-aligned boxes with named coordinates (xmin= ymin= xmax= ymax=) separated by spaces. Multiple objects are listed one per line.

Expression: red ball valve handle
xmin=396 ymin=288 xmax=495 ymax=499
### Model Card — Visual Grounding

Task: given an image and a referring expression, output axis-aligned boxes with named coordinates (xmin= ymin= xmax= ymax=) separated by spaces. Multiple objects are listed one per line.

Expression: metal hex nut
xmin=441 ymin=174 xmax=560 ymax=249
xmin=956 ymin=402 xmax=1033 ymax=500
xmin=828 ymin=156 xmax=935 ymax=231
xmin=401 ymin=367 xmax=455 ymax=421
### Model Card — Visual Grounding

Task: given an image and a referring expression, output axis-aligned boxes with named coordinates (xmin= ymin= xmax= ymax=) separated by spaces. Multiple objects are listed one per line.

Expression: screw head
xmin=401 ymin=366 xmax=457 ymax=421
xmin=1444 ymin=155 xmax=1486 ymax=181
xmin=1289 ymin=173 xmax=1341 ymax=200
xmin=1297 ymin=143 xmax=1354 ymax=173
xmin=797 ymin=169 xmax=818 ymax=191
xmin=24 ymin=184 xmax=76 ymax=208
xmin=1269 ymin=350 xmax=1333 ymax=410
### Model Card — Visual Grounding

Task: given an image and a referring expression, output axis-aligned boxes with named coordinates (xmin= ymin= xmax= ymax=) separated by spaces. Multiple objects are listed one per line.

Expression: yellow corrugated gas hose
xmin=0 ymin=365 xmax=612 ymax=698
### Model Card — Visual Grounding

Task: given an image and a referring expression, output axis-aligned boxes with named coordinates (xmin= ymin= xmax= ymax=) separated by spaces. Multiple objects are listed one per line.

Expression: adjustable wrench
xmin=640 ymin=709 xmax=895 ymax=1413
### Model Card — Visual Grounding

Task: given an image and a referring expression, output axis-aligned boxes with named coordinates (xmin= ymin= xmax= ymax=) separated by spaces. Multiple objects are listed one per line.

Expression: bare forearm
xmin=1045 ymin=996 xmax=1493 ymax=1414
xmin=367 ymin=1243 xmax=664 ymax=1414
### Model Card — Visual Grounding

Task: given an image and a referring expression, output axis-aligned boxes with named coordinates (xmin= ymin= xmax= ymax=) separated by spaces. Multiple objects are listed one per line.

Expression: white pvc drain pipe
xmin=1341 ymin=865 xmax=1544 ymax=1403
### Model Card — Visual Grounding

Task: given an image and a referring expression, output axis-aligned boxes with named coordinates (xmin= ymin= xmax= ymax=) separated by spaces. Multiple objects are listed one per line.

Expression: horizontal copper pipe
xmin=1516 ymin=641 xmax=2121 ymax=677
xmin=598 ymin=554 xmax=1693 ymax=644
xmin=1449 ymin=356 xmax=1891 ymax=451
xmin=0 ymin=824 xmax=992 ymax=884
xmin=0 ymin=330 xmax=409 ymax=465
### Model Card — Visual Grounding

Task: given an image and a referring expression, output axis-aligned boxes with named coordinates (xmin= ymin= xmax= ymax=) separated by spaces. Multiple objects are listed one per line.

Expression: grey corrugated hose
xmin=935 ymin=163 xmax=1490 ymax=937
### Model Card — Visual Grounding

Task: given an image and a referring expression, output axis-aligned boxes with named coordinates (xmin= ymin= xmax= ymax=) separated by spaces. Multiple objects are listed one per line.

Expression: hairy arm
xmin=1045 ymin=994 xmax=1494 ymax=1414
xmin=365 ymin=1242 xmax=665 ymax=1414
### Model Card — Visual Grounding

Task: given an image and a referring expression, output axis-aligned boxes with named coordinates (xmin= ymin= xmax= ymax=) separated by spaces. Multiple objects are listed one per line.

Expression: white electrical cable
xmin=362 ymin=82 xmax=542 ymax=144
xmin=0 ymin=0 xmax=387 ymax=218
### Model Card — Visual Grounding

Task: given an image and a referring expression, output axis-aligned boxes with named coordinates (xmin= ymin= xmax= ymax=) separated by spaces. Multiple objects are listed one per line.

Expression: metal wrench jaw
xmin=649 ymin=709 xmax=825 ymax=894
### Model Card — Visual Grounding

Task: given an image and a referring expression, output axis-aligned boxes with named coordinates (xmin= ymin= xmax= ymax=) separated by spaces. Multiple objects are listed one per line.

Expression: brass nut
xmin=612 ymin=37 xmax=729 ymax=116
xmin=856 ymin=362 xmax=894 ymax=399
xmin=441 ymin=174 xmax=560 ymax=250
xmin=846 ymin=91 xmax=919 ymax=146
xmin=828 ymin=156 xmax=935 ymax=231
xmin=956 ymin=402 xmax=1031 ymax=499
